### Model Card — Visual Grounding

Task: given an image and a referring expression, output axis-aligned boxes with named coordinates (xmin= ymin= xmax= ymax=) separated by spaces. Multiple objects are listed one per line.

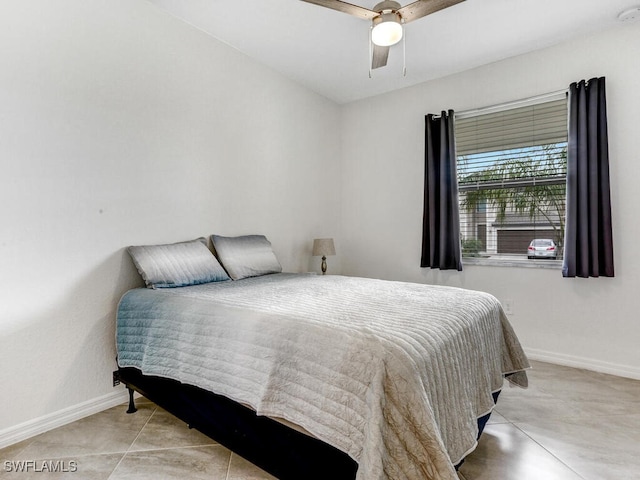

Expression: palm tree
xmin=459 ymin=145 xmax=566 ymax=254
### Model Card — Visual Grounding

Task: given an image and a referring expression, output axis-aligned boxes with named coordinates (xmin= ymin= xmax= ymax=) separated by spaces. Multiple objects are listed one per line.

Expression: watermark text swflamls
xmin=4 ymin=460 xmax=78 ymax=473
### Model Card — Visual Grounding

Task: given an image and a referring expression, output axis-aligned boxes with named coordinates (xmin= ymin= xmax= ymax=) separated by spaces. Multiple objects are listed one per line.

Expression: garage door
xmin=497 ymin=230 xmax=538 ymax=254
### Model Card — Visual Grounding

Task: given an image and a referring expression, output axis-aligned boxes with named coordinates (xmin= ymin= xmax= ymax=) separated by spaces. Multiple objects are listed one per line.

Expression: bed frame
xmin=118 ymin=367 xmax=499 ymax=480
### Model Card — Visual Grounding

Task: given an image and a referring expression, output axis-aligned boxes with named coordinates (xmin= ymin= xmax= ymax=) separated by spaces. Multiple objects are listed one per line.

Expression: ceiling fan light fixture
xmin=371 ymin=12 xmax=403 ymax=47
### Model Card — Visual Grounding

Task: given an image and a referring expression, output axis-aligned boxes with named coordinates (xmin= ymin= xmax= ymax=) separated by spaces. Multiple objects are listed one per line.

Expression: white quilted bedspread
xmin=117 ymin=273 xmax=529 ymax=480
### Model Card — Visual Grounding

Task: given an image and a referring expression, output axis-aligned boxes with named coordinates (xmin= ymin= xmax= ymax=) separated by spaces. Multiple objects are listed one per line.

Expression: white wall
xmin=340 ymin=23 xmax=640 ymax=378
xmin=0 ymin=0 xmax=341 ymax=436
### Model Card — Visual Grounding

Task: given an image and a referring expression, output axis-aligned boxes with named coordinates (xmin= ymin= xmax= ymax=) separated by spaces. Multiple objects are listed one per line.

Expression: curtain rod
xmin=454 ymin=89 xmax=568 ymax=120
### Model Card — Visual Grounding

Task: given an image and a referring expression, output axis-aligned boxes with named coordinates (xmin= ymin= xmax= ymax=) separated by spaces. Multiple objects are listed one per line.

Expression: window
xmin=455 ymin=95 xmax=567 ymax=265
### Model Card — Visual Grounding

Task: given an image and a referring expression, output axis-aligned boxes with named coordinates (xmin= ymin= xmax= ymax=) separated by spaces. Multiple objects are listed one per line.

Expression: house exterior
xmin=460 ymin=200 xmax=565 ymax=257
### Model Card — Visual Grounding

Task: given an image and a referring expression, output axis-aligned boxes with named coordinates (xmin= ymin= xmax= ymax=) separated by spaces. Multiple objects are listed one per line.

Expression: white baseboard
xmin=0 ymin=389 xmax=129 ymax=450
xmin=525 ymin=347 xmax=640 ymax=380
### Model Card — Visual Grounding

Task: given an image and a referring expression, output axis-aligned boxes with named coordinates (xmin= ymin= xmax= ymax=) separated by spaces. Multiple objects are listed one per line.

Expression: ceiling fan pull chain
xmin=368 ymin=26 xmax=373 ymax=78
xmin=402 ymin=22 xmax=406 ymax=77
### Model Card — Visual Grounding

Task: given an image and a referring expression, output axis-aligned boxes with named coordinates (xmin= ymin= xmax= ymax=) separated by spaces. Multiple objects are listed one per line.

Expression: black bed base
xmin=118 ymin=367 xmax=498 ymax=480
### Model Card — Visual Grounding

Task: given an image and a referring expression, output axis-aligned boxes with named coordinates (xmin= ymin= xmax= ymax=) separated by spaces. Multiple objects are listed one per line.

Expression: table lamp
xmin=312 ymin=238 xmax=336 ymax=275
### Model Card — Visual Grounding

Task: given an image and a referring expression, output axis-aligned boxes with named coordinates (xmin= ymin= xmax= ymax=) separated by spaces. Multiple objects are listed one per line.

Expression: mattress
xmin=116 ymin=273 xmax=529 ymax=480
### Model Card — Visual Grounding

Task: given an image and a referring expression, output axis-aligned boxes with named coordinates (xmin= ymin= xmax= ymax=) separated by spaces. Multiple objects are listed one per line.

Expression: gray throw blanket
xmin=117 ymin=273 xmax=529 ymax=479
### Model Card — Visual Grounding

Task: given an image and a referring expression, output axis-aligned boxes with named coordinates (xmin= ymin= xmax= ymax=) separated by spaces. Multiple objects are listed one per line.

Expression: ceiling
xmin=146 ymin=0 xmax=639 ymax=104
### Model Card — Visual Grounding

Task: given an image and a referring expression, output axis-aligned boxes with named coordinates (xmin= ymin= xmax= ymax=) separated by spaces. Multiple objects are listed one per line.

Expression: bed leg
xmin=126 ymin=387 xmax=137 ymax=414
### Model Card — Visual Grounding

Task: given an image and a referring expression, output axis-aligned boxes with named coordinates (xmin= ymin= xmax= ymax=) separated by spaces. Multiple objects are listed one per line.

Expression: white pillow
xmin=128 ymin=238 xmax=230 ymax=288
xmin=211 ymin=235 xmax=282 ymax=280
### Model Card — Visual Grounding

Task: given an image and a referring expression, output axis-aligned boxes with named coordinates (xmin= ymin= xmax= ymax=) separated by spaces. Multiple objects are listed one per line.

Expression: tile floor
xmin=1 ymin=360 xmax=639 ymax=479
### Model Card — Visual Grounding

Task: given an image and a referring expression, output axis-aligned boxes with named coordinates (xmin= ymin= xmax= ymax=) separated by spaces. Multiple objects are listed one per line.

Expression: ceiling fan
xmin=301 ymin=0 xmax=465 ymax=70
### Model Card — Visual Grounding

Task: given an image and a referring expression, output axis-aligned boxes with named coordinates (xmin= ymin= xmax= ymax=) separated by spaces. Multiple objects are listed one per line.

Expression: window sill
xmin=462 ymin=256 xmax=563 ymax=269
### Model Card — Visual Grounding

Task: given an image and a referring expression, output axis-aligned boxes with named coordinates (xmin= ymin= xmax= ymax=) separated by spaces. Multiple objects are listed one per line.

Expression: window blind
xmin=456 ymin=98 xmax=568 ymax=191
xmin=456 ymin=98 xmax=568 ymax=156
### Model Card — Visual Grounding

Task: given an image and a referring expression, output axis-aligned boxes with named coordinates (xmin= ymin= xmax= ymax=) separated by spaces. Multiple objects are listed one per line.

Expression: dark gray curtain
xmin=563 ymin=77 xmax=614 ymax=278
xmin=421 ymin=110 xmax=462 ymax=271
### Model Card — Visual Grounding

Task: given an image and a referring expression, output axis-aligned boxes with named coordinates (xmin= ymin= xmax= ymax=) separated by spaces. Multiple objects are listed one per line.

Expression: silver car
xmin=527 ymin=239 xmax=558 ymax=259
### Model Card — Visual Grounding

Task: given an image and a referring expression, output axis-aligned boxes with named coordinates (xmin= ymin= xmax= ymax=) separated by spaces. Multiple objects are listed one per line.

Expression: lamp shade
xmin=312 ymin=238 xmax=336 ymax=257
xmin=371 ymin=12 xmax=403 ymax=47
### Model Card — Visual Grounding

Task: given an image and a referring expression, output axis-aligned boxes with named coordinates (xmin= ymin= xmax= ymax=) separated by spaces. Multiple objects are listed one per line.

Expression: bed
xmin=115 ymin=235 xmax=529 ymax=480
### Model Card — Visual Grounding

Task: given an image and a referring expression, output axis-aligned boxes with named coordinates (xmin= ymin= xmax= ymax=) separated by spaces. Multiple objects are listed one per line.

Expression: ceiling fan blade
xmin=371 ymin=44 xmax=390 ymax=69
xmin=300 ymin=0 xmax=378 ymax=20
xmin=398 ymin=0 xmax=465 ymax=24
